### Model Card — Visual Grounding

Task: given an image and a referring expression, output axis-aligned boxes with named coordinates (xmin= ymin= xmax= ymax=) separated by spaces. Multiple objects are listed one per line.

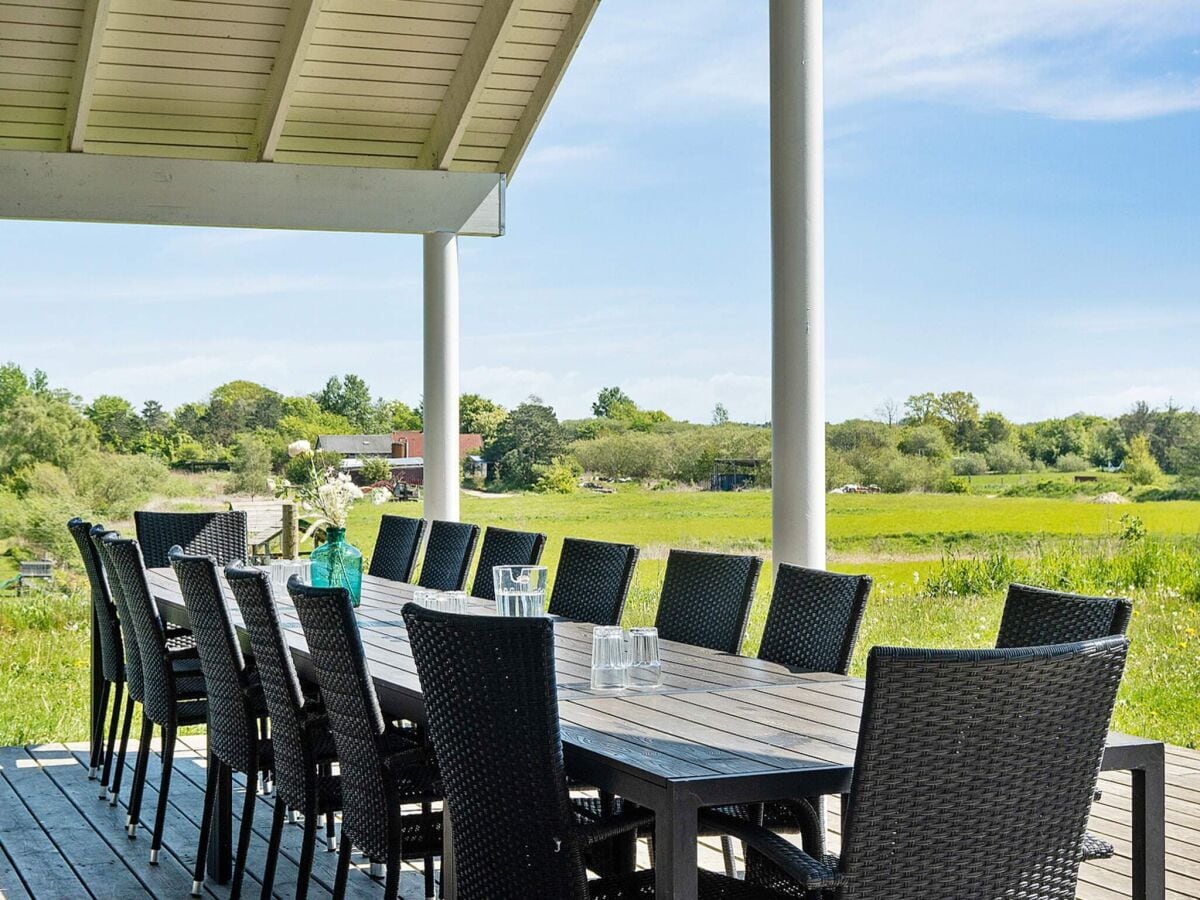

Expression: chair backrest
xmin=996 ymin=583 xmax=1133 ymax=649
xmin=417 ymin=520 xmax=480 ymax=591
xmin=469 ymin=526 xmax=547 ymax=601
xmin=134 ymin=510 xmax=248 ymax=569
xmin=170 ymin=548 xmax=257 ymax=774
xmin=403 ymin=605 xmax=588 ymax=900
xmin=653 ymin=549 xmax=762 ymax=653
xmin=226 ymin=564 xmax=315 ymax=810
xmin=547 ymin=537 xmax=639 ymax=625
xmin=288 ymin=577 xmax=391 ymax=858
xmin=91 ymin=526 xmax=143 ymax=703
xmin=834 ymin=639 xmax=1128 ymax=899
xmin=367 ymin=515 xmax=426 ymax=583
xmin=101 ymin=534 xmax=179 ymax=724
xmin=68 ymin=518 xmax=124 ymax=684
xmin=757 ymin=565 xmax=872 ymax=674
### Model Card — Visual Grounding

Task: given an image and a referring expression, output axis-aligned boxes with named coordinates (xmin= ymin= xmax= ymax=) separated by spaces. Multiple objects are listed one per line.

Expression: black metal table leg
xmin=1132 ymin=745 xmax=1167 ymax=900
xmin=654 ymin=788 xmax=698 ymax=900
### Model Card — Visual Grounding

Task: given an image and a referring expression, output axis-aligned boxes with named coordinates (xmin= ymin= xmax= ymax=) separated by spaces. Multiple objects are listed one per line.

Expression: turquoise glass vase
xmin=310 ymin=527 xmax=363 ymax=607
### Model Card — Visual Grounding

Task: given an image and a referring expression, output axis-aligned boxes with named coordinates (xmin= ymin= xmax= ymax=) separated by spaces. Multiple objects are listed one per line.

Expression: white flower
xmin=288 ymin=439 xmax=312 ymax=458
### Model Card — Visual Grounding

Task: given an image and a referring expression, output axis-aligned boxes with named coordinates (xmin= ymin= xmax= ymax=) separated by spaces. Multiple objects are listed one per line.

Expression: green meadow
xmin=1 ymin=487 xmax=1197 ymax=748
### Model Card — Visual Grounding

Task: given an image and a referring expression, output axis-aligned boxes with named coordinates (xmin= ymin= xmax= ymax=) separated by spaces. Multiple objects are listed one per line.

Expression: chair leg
xmin=295 ymin=803 xmax=318 ymax=900
xmin=231 ymin=774 xmax=258 ymax=900
xmin=325 ymin=804 xmax=337 ymax=851
xmin=109 ymin=698 xmax=135 ymax=806
xmin=150 ymin=723 xmax=176 ymax=863
xmin=127 ymin=715 xmax=153 ymax=836
xmin=720 ymin=835 xmax=738 ymax=878
xmin=261 ymin=798 xmax=286 ymax=900
xmin=333 ymin=832 xmax=352 ymax=900
xmin=192 ymin=755 xmax=220 ymax=896
xmin=422 ymin=801 xmax=434 ymax=898
xmin=89 ymin=680 xmax=110 ymax=778
xmin=98 ymin=682 xmax=123 ymax=796
xmin=384 ymin=838 xmax=402 ymax=900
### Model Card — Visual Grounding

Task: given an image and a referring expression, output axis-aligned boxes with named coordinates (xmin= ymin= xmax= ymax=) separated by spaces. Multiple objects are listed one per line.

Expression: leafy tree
xmin=202 ymin=380 xmax=283 ymax=443
xmin=360 ymin=457 xmax=393 ymax=484
xmin=1053 ymin=453 xmax=1090 ymax=473
xmin=979 ymin=411 xmax=1013 ymax=447
xmin=951 ymin=453 xmax=988 ymax=476
xmin=985 ymin=443 xmax=1032 ymax=474
xmin=711 ymin=403 xmax=730 ymax=426
xmin=141 ymin=400 xmax=169 ymax=433
xmin=276 ymin=396 xmax=354 ymax=442
xmin=487 ymin=396 xmax=565 ymax=487
xmin=902 ymin=392 xmax=939 ymax=426
xmin=459 ymin=394 xmax=506 ymax=445
xmin=317 ymin=374 xmax=376 ymax=431
xmin=1020 ymin=418 xmax=1087 ymax=466
xmin=1125 ymin=434 xmax=1162 ymax=485
xmin=592 ymin=386 xmax=633 ymax=419
xmin=0 ymin=394 xmax=99 ymax=476
xmin=228 ymin=434 xmax=273 ymax=496
xmin=387 ymin=401 xmax=422 ymax=432
xmin=936 ymin=391 xmax=981 ymax=450
xmin=86 ymin=394 xmax=144 ymax=451
xmin=827 ymin=419 xmax=894 ymax=453
xmin=897 ymin=424 xmax=950 ymax=459
xmin=0 ymin=362 xmax=32 ymax=414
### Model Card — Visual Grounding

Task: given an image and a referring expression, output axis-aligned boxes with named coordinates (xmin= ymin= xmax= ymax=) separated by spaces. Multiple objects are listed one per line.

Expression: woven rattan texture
xmin=996 ymin=583 xmax=1133 ymax=649
xmin=93 ymin=527 xmax=146 ymax=703
xmin=758 ymin=565 xmax=872 ymax=675
xmin=416 ymin=520 xmax=480 ymax=591
xmin=548 ymin=538 xmax=639 ymax=626
xmin=134 ymin=510 xmax=247 ymax=569
xmin=367 ymin=515 xmax=426 ymax=582
xmin=69 ymin=518 xmax=125 ymax=684
xmin=103 ymin=535 xmax=206 ymax=725
xmin=750 ymin=640 xmax=1129 ymax=899
xmin=170 ymin=551 xmax=260 ymax=775
xmin=469 ymin=526 xmax=547 ymax=601
xmin=654 ymin=549 xmax=763 ymax=653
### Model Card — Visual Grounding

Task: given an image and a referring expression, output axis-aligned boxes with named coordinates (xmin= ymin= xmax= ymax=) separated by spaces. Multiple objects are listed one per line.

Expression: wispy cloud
xmin=566 ymin=0 xmax=1200 ymax=122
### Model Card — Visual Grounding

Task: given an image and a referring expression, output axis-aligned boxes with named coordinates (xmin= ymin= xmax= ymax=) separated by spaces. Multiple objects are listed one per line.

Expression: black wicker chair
xmin=289 ymin=578 xmax=443 ymax=900
xmin=707 ymin=566 xmax=873 ymax=873
xmin=134 ymin=510 xmax=247 ymax=569
xmin=68 ymin=518 xmax=127 ymax=792
xmin=90 ymin=526 xmax=201 ymax=817
xmin=416 ymin=520 xmax=479 ymax=591
xmin=227 ymin=565 xmax=345 ymax=900
xmin=367 ymin=515 xmax=427 ymax=583
xmin=170 ymin=549 xmax=273 ymax=899
xmin=469 ymin=526 xmax=547 ymax=601
xmin=654 ymin=549 xmax=763 ymax=653
xmin=995 ymin=582 xmax=1134 ymax=863
xmin=101 ymin=534 xmax=209 ymax=863
xmin=727 ymin=638 xmax=1129 ymax=899
xmin=403 ymin=605 xmax=810 ymax=900
xmin=547 ymin=537 xmax=639 ymax=626
xmin=997 ymin=583 xmax=1133 ymax=650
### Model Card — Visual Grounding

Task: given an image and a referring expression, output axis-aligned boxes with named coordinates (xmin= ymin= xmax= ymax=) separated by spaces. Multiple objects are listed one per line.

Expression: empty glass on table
xmin=626 ymin=626 xmax=662 ymax=688
xmin=591 ymin=625 xmax=628 ymax=690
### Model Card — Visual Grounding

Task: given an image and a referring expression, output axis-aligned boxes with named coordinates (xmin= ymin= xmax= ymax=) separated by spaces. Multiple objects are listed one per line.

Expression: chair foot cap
xmin=149 ymin=849 xmax=159 ymax=865
xmin=190 ymin=880 xmax=203 ymax=896
xmin=369 ymin=862 xmax=385 ymax=878
xmin=127 ymin=825 xmax=137 ymax=838
xmin=108 ymin=793 xmax=118 ymax=806
xmin=327 ymin=836 xmax=337 ymax=852
xmin=98 ymin=788 xmax=108 ymax=800
xmin=88 ymin=767 xmax=98 ymax=780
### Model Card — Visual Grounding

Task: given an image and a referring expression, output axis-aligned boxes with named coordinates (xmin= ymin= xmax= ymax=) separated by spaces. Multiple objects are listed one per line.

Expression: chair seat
xmin=176 ymin=699 xmax=208 ymax=727
xmin=588 ymin=869 xmax=798 ymax=899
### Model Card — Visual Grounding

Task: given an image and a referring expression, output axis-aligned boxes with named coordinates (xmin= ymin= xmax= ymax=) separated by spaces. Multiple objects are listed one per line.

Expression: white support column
xmin=770 ymin=0 xmax=826 ymax=569
xmin=423 ymin=232 xmax=461 ymax=523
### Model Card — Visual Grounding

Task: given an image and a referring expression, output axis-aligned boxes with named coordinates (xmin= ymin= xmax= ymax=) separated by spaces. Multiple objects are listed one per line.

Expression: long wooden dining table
xmin=146 ymin=567 xmax=1166 ymax=900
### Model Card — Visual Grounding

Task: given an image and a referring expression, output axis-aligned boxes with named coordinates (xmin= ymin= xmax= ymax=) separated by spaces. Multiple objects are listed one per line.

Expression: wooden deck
xmin=0 ymin=736 xmax=1195 ymax=899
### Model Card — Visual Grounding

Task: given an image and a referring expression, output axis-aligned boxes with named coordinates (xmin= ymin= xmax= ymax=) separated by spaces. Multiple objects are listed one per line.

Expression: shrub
xmin=1125 ymin=434 xmax=1162 ymax=486
xmin=68 ymin=452 xmax=170 ymax=518
xmin=285 ymin=450 xmax=343 ymax=487
xmin=359 ymin=457 xmax=393 ymax=484
xmin=227 ymin=434 xmax=273 ymax=497
xmin=1053 ymin=453 xmax=1090 ymax=473
xmin=951 ymin=453 xmax=988 ymax=476
xmin=985 ymin=443 xmax=1033 ymax=474
xmin=533 ymin=457 xmax=580 ymax=494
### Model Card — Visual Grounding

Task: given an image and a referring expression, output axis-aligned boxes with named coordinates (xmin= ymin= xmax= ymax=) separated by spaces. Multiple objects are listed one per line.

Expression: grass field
xmin=1 ymin=487 xmax=1196 ymax=749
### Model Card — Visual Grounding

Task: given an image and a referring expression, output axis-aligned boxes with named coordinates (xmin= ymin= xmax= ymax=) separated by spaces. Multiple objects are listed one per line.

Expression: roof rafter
xmin=62 ymin=0 xmax=112 ymax=152
xmin=417 ymin=0 xmax=523 ymax=170
xmin=250 ymin=0 xmax=326 ymax=161
xmin=500 ymin=0 xmax=601 ymax=178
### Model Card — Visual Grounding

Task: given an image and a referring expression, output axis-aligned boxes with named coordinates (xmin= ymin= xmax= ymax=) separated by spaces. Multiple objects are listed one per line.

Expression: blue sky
xmin=1 ymin=0 xmax=1197 ymax=424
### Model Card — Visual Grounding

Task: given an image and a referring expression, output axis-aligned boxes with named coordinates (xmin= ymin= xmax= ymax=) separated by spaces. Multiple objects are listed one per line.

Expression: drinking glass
xmin=411 ymin=588 xmax=439 ymax=609
xmin=270 ymin=559 xmax=310 ymax=591
xmin=591 ymin=626 xmax=628 ymax=690
xmin=442 ymin=590 xmax=469 ymax=615
xmin=493 ymin=566 xmax=548 ymax=617
xmin=627 ymin=627 xmax=662 ymax=688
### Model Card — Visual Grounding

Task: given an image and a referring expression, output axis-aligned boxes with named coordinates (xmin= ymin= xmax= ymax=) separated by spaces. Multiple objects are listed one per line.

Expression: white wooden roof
xmin=0 ymin=0 xmax=597 ymax=174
